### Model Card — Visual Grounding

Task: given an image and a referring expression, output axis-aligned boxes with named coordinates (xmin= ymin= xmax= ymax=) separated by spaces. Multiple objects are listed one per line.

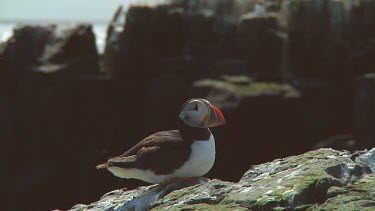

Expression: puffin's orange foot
xmin=160 ymin=177 xmax=201 ymax=187
xmin=160 ymin=177 xmax=178 ymax=187
xmin=178 ymin=177 xmax=200 ymax=182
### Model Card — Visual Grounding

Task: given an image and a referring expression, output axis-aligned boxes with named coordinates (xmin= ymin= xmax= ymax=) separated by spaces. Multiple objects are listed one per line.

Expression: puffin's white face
xmin=179 ymin=99 xmax=226 ymax=128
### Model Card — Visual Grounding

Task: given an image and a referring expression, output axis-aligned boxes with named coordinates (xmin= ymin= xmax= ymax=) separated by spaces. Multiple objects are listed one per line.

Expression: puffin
xmin=97 ymin=98 xmax=225 ymax=185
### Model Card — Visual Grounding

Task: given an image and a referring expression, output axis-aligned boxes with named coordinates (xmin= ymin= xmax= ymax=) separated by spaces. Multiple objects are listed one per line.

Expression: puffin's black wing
xmin=99 ymin=130 xmax=192 ymax=175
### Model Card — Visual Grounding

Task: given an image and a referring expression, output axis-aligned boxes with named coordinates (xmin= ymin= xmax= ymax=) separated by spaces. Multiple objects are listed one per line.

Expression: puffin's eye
xmin=193 ymin=104 xmax=199 ymax=111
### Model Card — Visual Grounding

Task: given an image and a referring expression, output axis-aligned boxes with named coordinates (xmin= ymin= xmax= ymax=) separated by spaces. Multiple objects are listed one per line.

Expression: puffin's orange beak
xmin=211 ymin=105 xmax=226 ymax=126
xmin=205 ymin=105 xmax=226 ymax=127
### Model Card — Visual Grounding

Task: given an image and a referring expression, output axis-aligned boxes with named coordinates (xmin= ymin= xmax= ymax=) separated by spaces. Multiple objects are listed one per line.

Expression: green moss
xmin=309 ymin=175 xmax=375 ymax=211
xmin=295 ymin=204 xmax=313 ymax=211
xmin=254 ymin=197 xmax=279 ymax=211
xmin=273 ymin=160 xmax=302 ymax=173
xmin=238 ymin=82 xmax=285 ymax=95
xmin=294 ymin=174 xmax=319 ymax=191
xmin=346 ymin=175 xmax=375 ymax=193
xmin=293 ymin=174 xmax=322 ymax=203
xmin=221 ymin=74 xmax=252 ymax=85
xmin=231 ymin=171 xmax=328 ymax=210
xmin=193 ymin=79 xmax=238 ymax=92
xmin=222 ymin=194 xmax=257 ymax=208
xmin=272 ymin=207 xmax=289 ymax=211
xmin=194 ymin=78 xmax=287 ymax=96
xmin=280 ymin=189 xmax=298 ymax=207
xmin=163 ymin=185 xmax=199 ymax=200
xmin=326 ymin=187 xmax=348 ymax=198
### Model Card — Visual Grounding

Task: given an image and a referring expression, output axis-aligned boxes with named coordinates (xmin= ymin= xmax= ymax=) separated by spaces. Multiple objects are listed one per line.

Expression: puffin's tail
xmin=96 ymin=163 xmax=111 ymax=169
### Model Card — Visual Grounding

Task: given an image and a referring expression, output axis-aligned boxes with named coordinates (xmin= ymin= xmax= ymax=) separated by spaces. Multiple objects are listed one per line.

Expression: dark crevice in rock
xmin=363 ymin=202 xmax=375 ymax=207
xmin=350 ymin=151 xmax=363 ymax=161
xmin=325 ymin=163 xmax=356 ymax=185
xmin=312 ymin=178 xmax=334 ymax=203
xmin=350 ymin=164 xmax=366 ymax=182
xmin=325 ymin=165 xmax=344 ymax=179
xmin=185 ymin=198 xmax=220 ymax=205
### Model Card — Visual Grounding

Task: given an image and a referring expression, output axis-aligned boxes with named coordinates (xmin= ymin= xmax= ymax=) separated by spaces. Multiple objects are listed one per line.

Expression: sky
xmin=0 ymin=0 xmax=167 ymax=23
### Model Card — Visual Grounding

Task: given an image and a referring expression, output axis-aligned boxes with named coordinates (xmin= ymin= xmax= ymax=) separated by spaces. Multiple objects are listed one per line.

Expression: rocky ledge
xmin=68 ymin=148 xmax=375 ymax=211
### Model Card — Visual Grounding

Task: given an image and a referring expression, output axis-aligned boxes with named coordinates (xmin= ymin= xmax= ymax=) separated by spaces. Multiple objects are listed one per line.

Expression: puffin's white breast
xmin=173 ymin=134 xmax=216 ymax=178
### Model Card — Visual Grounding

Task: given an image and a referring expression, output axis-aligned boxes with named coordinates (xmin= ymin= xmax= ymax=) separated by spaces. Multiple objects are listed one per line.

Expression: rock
xmin=103 ymin=5 xmax=125 ymax=76
xmin=351 ymin=38 xmax=375 ymax=76
xmin=142 ymin=74 xmax=190 ymax=132
xmin=177 ymin=0 xmax=255 ymax=19
xmin=208 ymin=59 xmax=248 ymax=76
xmin=291 ymin=77 xmax=354 ymax=145
xmin=310 ymin=174 xmax=375 ymax=210
xmin=2 ymin=24 xmax=100 ymax=77
xmin=67 ymin=148 xmax=375 ymax=211
xmin=346 ymin=0 xmax=375 ymax=76
xmin=286 ymin=0 xmax=375 ymax=79
xmin=0 ymin=24 xmax=107 ymax=211
xmin=191 ymin=75 xmax=300 ymax=105
xmin=236 ymin=12 xmax=283 ymax=74
xmin=2 ymin=25 xmax=53 ymax=76
xmin=348 ymin=0 xmax=375 ymax=48
xmin=286 ymin=0 xmax=349 ymax=79
xmin=105 ymin=3 xmax=254 ymax=81
xmin=312 ymin=134 xmax=358 ymax=151
xmin=110 ymin=5 xmax=189 ymax=80
xmin=353 ymin=73 xmax=375 ymax=149
xmin=356 ymin=148 xmax=375 ymax=173
xmin=189 ymin=75 xmax=311 ymax=182
xmin=71 ymin=179 xmax=207 ymax=211
xmin=36 ymin=25 xmax=99 ymax=76
xmin=190 ymin=75 xmax=301 ymax=114
xmin=185 ymin=12 xmax=218 ymax=59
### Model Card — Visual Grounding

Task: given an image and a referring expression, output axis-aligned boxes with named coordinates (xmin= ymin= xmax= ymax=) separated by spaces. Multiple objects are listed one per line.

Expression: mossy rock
xmin=69 ymin=148 xmax=375 ymax=211
xmin=308 ymin=174 xmax=375 ymax=211
xmin=192 ymin=77 xmax=300 ymax=98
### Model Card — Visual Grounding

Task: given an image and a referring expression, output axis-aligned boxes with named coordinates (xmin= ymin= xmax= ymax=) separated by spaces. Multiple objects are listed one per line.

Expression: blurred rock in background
xmin=0 ymin=0 xmax=374 ymax=210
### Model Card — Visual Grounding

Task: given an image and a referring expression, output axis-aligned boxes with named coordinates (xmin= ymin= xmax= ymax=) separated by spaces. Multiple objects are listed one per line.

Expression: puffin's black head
xmin=179 ymin=98 xmax=226 ymax=128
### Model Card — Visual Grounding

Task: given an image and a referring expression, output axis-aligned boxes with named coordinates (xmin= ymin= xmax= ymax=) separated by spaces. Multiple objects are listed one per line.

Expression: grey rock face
xmin=35 ymin=25 xmax=100 ymax=75
xmin=309 ymin=174 xmax=375 ymax=211
xmin=0 ymin=24 xmax=104 ymax=211
xmin=237 ymin=12 xmax=283 ymax=74
xmin=286 ymin=0 xmax=375 ymax=79
xmin=354 ymin=73 xmax=375 ymax=149
xmin=2 ymin=24 xmax=100 ymax=77
xmin=68 ymin=148 xmax=375 ymax=211
xmin=109 ymin=6 xmax=189 ymax=80
xmin=1 ymin=26 xmax=53 ymax=75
